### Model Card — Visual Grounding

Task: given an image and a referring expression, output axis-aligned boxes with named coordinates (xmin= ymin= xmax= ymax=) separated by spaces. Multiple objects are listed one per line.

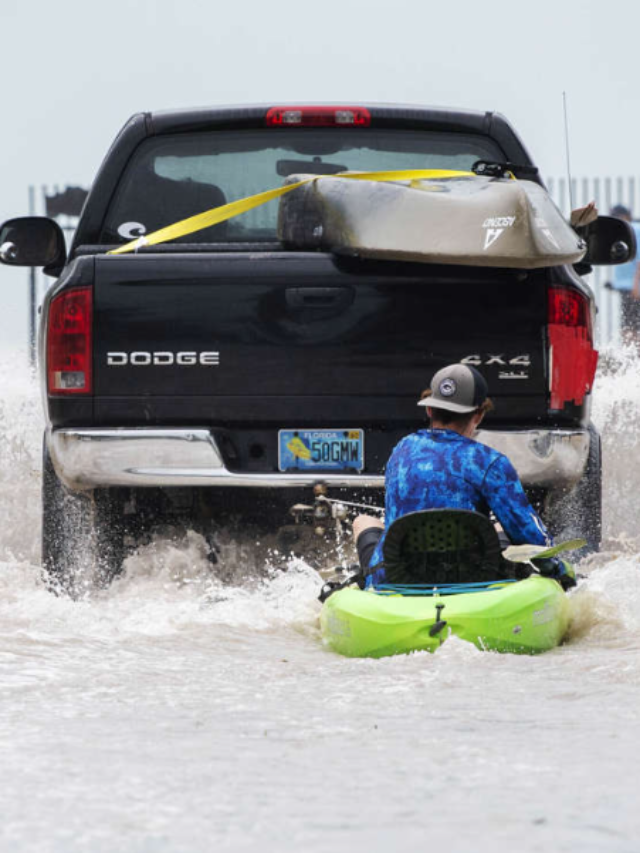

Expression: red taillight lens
xmin=548 ymin=286 xmax=590 ymax=329
xmin=265 ymin=106 xmax=371 ymax=127
xmin=547 ymin=285 xmax=598 ymax=410
xmin=47 ymin=287 xmax=93 ymax=394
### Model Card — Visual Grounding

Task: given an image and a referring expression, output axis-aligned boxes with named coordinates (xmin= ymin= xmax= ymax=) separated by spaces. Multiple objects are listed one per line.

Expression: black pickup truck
xmin=0 ymin=104 xmax=633 ymax=592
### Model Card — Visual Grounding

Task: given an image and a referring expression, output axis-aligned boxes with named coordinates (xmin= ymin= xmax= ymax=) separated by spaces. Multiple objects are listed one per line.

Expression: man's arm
xmin=481 ymin=455 xmax=551 ymax=546
xmin=482 ymin=456 xmax=578 ymax=588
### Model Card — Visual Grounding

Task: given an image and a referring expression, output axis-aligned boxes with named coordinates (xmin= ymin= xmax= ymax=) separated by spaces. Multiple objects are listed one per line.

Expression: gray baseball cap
xmin=417 ymin=364 xmax=489 ymax=413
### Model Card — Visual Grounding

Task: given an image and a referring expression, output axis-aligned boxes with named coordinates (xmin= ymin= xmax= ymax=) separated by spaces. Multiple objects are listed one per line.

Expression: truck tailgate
xmin=93 ymin=253 xmax=548 ymax=425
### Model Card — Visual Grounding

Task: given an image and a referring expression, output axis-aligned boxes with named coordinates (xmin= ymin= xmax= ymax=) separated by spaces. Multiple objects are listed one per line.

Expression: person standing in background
xmin=609 ymin=205 xmax=640 ymax=345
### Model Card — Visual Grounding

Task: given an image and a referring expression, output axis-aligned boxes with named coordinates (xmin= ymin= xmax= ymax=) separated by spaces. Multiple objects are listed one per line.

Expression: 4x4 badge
xmin=461 ymin=354 xmax=531 ymax=367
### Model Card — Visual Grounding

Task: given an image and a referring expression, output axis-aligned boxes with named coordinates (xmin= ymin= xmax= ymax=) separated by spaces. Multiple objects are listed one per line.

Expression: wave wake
xmin=0 ymin=347 xmax=639 ymax=648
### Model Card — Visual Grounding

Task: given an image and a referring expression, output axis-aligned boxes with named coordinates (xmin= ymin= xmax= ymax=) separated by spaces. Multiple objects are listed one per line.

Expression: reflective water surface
xmin=0 ymin=350 xmax=639 ymax=852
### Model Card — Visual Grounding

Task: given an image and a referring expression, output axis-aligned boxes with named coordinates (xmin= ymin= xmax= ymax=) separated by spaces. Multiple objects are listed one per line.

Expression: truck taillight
xmin=265 ymin=106 xmax=371 ymax=127
xmin=47 ymin=287 xmax=93 ymax=394
xmin=547 ymin=285 xmax=598 ymax=410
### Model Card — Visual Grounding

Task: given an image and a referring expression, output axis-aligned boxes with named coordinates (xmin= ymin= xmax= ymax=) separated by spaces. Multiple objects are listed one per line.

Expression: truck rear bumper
xmin=47 ymin=427 xmax=591 ymax=493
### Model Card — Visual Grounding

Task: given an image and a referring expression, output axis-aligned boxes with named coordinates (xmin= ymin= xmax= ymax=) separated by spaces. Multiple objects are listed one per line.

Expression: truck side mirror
xmin=580 ymin=215 xmax=637 ymax=266
xmin=0 ymin=217 xmax=66 ymax=272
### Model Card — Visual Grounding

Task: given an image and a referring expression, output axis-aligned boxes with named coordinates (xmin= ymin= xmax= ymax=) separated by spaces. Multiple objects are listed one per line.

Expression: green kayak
xmin=320 ymin=576 xmax=570 ymax=658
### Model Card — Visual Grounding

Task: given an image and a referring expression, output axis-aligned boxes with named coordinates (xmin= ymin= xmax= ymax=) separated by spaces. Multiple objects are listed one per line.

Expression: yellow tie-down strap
xmin=108 ymin=169 xmax=479 ymax=255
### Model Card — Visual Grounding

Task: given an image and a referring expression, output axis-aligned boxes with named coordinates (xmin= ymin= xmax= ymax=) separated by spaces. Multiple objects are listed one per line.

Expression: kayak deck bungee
xmin=320 ymin=576 xmax=570 ymax=658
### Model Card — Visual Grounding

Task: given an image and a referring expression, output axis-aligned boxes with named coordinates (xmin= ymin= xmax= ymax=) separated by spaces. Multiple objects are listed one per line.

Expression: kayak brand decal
xmin=482 ymin=216 xmax=516 ymax=251
xmin=461 ymin=353 xmax=531 ymax=381
xmin=535 ymin=215 xmax=560 ymax=250
xmin=326 ymin=611 xmax=352 ymax=637
xmin=532 ymin=601 xmax=557 ymax=627
xmin=106 ymin=351 xmax=220 ymax=366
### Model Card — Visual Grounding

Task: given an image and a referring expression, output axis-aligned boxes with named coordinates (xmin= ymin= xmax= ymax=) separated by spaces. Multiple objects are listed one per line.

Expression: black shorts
xmin=356 ymin=527 xmax=384 ymax=574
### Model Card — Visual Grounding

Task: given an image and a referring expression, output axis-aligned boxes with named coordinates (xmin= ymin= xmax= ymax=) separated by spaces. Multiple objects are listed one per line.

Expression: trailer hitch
xmin=289 ymin=485 xmax=350 ymax=537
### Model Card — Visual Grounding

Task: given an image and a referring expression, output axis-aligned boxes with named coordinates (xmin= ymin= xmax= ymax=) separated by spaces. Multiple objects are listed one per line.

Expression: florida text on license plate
xmin=278 ymin=429 xmax=364 ymax=472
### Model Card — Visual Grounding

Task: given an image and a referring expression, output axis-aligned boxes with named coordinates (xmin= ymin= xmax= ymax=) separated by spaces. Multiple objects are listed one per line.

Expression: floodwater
xmin=0 ymin=349 xmax=639 ymax=853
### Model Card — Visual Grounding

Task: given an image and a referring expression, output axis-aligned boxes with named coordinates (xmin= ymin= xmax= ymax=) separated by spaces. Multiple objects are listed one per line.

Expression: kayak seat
xmin=381 ymin=509 xmax=518 ymax=585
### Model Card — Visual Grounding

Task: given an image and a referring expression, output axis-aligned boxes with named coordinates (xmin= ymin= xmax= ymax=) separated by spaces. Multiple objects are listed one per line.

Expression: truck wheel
xmin=42 ymin=443 xmax=126 ymax=595
xmin=545 ymin=424 xmax=602 ymax=558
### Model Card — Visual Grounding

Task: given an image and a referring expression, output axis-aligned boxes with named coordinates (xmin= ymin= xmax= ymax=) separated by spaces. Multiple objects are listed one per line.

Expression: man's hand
xmin=532 ymin=556 xmax=577 ymax=590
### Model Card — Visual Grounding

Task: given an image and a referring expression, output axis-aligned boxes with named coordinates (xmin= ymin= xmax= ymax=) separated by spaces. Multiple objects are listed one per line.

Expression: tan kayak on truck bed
xmin=278 ymin=173 xmax=586 ymax=269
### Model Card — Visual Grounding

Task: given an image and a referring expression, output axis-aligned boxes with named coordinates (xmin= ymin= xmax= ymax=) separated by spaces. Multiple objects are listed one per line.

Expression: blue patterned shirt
xmin=369 ymin=429 xmax=551 ymax=574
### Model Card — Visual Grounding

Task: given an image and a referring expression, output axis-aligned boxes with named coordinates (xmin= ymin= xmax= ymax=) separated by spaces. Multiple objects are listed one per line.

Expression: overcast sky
xmin=2 ymin=0 xmax=639 ymax=356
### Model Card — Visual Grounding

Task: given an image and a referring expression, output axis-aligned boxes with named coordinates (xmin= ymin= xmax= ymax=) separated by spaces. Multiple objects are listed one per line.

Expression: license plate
xmin=278 ymin=429 xmax=364 ymax=472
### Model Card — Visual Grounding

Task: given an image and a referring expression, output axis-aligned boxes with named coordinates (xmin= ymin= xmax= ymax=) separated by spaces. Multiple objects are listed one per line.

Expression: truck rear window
xmin=101 ymin=129 xmax=504 ymax=244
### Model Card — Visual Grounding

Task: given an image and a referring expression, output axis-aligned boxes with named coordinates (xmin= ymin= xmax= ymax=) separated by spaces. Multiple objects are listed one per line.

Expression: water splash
xmin=1 ymin=351 xmax=639 ymax=853
xmin=0 ymin=349 xmax=42 ymax=565
xmin=592 ymin=344 xmax=640 ymax=545
xmin=0 ymin=347 xmax=639 ymax=650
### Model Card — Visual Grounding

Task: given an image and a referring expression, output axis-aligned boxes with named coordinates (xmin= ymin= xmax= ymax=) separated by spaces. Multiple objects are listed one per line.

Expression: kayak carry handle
xmin=429 ymin=603 xmax=448 ymax=638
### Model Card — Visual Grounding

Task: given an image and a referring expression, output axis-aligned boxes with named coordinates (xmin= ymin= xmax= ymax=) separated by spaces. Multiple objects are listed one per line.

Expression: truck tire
xmin=545 ymin=424 xmax=602 ymax=558
xmin=42 ymin=442 xmax=126 ymax=595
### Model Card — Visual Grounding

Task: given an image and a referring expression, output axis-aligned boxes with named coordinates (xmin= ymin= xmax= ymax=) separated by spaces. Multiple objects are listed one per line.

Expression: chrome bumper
xmin=47 ymin=427 xmax=590 ymax=492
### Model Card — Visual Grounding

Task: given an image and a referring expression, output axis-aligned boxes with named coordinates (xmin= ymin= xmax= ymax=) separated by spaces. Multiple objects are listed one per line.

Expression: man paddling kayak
xmin=353 ymin=364 xmax=576 ymax=589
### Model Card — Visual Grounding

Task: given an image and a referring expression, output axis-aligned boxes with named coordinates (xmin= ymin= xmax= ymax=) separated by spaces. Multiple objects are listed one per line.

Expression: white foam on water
xmin=592 ymin=344 xmax=640 ymax=545
xmin=1 ymin=346 xmax=639 ymax=634
xmin=569 ymin=554 xmax=640 ymax=644
xmin=0 ymin=350 xmax=42 ymax=565
xmin=1 ymin=348 xmax=640 ymax=852
xmin=0 ymin=349 xmax=638 ymax=663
